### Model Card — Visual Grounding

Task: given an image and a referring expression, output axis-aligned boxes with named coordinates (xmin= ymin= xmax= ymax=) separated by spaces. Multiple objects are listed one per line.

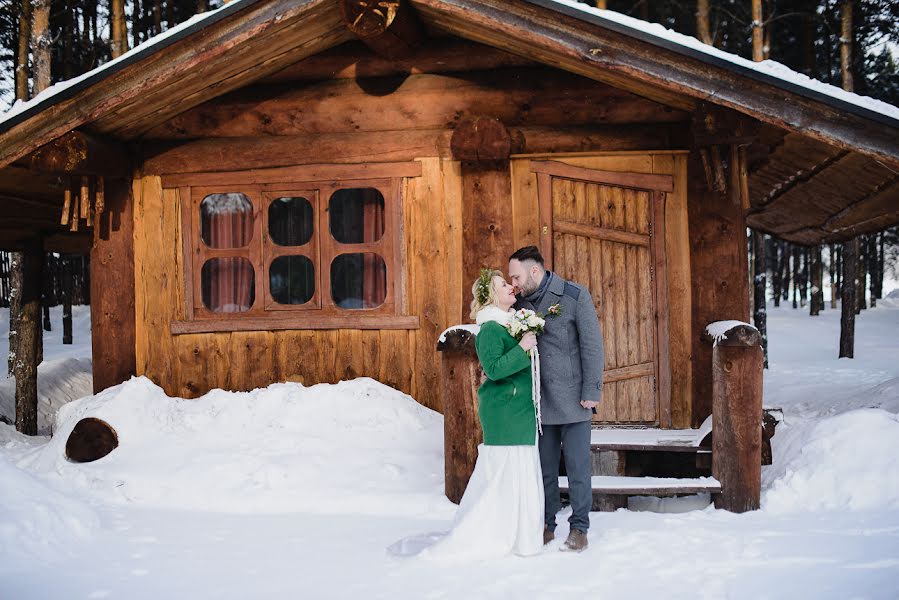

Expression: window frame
xmin=168 ymin=162 xmax=420 ymax=334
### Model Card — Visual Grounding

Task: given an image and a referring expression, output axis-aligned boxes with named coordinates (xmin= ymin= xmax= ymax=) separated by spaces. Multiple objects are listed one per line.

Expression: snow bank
xmin=763 ymin=409 xmax=899 ymax=513
xmin=0 ymin=427 xmax=99 ymax=560
xmin=16 ymin=376 xmax=453 ymax=518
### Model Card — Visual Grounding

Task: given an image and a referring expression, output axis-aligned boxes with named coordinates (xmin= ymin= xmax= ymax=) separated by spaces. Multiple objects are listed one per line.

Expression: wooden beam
xmin=91 ymin=177 xmax=136 ymax=393
xmin=25 ymin=131 xmax=130 ymax=176
xmin=338 ymin=0 xmax=423 ymax=59
xmin=0 ymin=0 xmax=353 ymax=166
xmin=409 ymin=0 xmax=899 ymax=167
xmin=450 ymin=117 xmax=511 ymax=161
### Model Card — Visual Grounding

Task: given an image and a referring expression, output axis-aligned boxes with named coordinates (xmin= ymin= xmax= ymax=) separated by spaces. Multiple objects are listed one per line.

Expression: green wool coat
xmin=475 ymin=321 xmax=537 ymax=446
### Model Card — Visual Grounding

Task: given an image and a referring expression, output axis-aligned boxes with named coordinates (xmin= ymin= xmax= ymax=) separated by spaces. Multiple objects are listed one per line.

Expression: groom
xmin=509 ymin=246 xmax=604 ymax=553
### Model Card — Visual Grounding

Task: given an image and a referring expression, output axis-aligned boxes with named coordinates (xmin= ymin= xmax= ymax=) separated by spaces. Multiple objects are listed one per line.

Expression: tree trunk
xmin=197 ymin=0 xmax=209 ymax=13
xmin=792 ymin=245 xmax=800 ymax=308
xmin=839 ymin=238 xmax=858 ymax=358
xmin=781 ymin=241 xmax=790 ymax=302
xmin=800 ymin=248 xmax=809 ymax=308
xmin=868 ymin=234 xmax=878 ymax=308
xmin=875 ymin=232 xmax=885 ymax=301
xmin=132 ymin=0 xmax=142 ymax=46
xmin=829 ymin=243 xmax=837 ymax=309
xmin=594 ymin=0 xmax=607 ymax=9
xmin=696 ymin=0 xmax=712 ymax=45
xmin=752 ymin=231 xmax=768 ymax=368
xmin=152 ymin=0 xmax=162 ymax=35
xmin=15 ymin=0 xmax=32 ymax=101
xmin=7 ymin=252 xmax=22 ymax=376
xmin=30 ymin=0 xmax=52 ymax=94
xmin=111 ymin=0 xmax=129 ymax=58
xmin=856 ymin=235 xmax=866 ymax=312
xmin=810 ymin=245 xmax=823 ymax=316
xmin=772 ymin=238 xmax=782 ymax=307
xmin=14 ymin=238 xmax=43 ymax=436
xmin=751 ymin=0 xmax=764 ymax=62
xmin=62 ymin=255 xmax=73 ymax=345
xmin=840 ymin=0 xmax=854 ymax=92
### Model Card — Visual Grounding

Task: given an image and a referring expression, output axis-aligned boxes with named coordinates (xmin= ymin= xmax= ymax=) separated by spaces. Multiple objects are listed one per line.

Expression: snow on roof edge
xmin=0 ymin=0 xmax=257 ymax=134
xmin=541 ymin=0 xmax=899 ymax=126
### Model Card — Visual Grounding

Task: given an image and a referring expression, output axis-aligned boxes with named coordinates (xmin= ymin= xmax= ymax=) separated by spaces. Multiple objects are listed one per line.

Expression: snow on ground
xmin=0 ymin=305 xmax=93 ymax=434
xmin=1 ymin=299 xmax=898 ymax=599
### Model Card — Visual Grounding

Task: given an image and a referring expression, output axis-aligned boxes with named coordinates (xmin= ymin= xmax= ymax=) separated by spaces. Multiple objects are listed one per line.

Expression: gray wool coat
xmin=514 ymin=272 xmax=605 ymax=425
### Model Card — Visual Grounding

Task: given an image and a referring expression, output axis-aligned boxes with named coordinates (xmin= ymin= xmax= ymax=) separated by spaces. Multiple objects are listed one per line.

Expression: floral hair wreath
xmin=476 ymin=267 xmax=493 ymax=306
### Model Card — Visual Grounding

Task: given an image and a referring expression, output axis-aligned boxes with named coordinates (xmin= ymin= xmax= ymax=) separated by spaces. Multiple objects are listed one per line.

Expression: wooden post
xmin=90 ymin=178 xmax=136 ymax=392
xmin=839 ymin=238 xmax=858 ymax=358
xmin=451 ymin=117 xmax=514 ymax=320
xmin=14 ymin=238 xmax=44 ymax=435
xmin=437 ymin=329 xmax=482 ymax=504
xmin=704 ymin=323 xmax=763 ymax=512
xmin=62 ymin=254 xmax=73 ymax=345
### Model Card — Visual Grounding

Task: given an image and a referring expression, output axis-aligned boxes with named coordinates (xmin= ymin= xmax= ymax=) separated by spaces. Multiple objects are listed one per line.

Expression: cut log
xmin=450 ymin=117 xmax=512 ymax=161
xmin=65 ymin=417 xmax=118 ymax=462
xmin=26 ymin=131 xmax=130 ymax=176
xmin=338 ymin=0 xmax=422 ymax=59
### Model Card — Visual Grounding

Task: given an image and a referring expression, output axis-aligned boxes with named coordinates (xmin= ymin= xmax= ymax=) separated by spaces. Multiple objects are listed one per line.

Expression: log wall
xmin=132 ymin=44 xmax=695 ymax=420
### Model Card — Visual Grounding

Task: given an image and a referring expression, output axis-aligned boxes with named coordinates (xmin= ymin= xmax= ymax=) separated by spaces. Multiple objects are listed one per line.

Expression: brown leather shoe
xmin=543 ymin=525 xmax=554 ymax=545
xmin=560 ymin=528 xmax=588 ymax=552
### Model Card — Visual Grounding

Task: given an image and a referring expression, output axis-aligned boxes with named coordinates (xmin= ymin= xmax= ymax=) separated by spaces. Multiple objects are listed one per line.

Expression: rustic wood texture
xmin=450 ymin=117 xmax=511 ymax=161
xmin=409 ymin=0 xmax=899 ymax=167
xmin=26 ymin=131 xmax=130 ymax=176
xmin=339 ymin=0 xmax=423 ymax=58
xmin=13 ymin=238 xmax=42 ymax=435
xmin=437 ymin=330 xmax=481 ymax=503
xmin=133 ymin=163 xmax=462 ymax=412
xmin=143 ymin=67 xmax=687 ymax=140
xmin=711 ymin=342 xmax=764 ymax=512
xmin=65 ymin=417 xmax=119 ymax=463
xmin=90 ymin=177 xmax=136 ymax=393
xmin=688 ymin=149 xmax=750 ymax=427
xmin=511 ymin=152 xmax=689 ymax=428
xmin=141 ymin=124 xmax=681 ymax=176
xmin=0 ymin=0 xmax=354 ymax=166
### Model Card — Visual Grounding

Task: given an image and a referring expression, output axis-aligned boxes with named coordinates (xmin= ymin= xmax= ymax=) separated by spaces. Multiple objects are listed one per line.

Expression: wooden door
xmin=531 ymin=160 xmax=673 ymax=426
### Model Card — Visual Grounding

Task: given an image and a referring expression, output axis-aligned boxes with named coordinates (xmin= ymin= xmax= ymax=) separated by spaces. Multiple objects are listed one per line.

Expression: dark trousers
xmin=539 ymin=421 xmax=592 ymax=532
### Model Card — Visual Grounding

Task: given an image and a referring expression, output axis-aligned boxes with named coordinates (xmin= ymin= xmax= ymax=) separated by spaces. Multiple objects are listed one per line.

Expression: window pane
xmin=200 ymin=193 xmax=254 ymax=249
xmin=269 ymin=197 xmax=313 ymax=247
xmin=328 ymin=188 xmax=385 ymax=244
xmin=201 ymin=257 xmax=255 ymax=313
xmin=331 ymin=253 xmax=386 ymax=309
xmin=270 ymin=255 xmax=315 ymax=305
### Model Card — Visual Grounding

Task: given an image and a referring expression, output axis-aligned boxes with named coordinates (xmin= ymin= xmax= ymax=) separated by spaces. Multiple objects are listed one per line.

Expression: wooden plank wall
xmin=133 ymin=158 xmax=462 ymax=412
xmin=510 ymin=152 xmax=692 ymax=429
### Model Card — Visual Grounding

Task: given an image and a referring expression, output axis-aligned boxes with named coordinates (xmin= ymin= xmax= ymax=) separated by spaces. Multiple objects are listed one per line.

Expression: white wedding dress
xmin=388 ymin=308 xmax=544 ymax=562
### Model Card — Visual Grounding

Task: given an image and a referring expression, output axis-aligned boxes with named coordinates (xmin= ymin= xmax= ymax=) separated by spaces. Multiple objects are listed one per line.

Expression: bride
xmin=390 ymin=269 xmax=544 ymax=560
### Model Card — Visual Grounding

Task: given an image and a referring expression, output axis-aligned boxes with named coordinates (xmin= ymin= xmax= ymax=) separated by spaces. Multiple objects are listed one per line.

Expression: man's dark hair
xmin=509 ymin=246 xmax=545 ymax=266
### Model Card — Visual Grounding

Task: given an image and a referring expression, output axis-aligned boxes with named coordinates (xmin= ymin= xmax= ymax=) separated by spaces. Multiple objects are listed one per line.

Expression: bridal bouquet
xmin=505 ymin=308 xmax=546 ymax=342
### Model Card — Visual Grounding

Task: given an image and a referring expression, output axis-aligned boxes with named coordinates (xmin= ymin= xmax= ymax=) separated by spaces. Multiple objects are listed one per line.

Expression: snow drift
xmin=16 ymin=376 xmax=453 ymax=518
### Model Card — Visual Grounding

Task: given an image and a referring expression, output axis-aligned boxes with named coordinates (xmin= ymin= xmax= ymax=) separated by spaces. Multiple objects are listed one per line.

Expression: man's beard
xmin=519 ymin=272 xmax=540 ymax=296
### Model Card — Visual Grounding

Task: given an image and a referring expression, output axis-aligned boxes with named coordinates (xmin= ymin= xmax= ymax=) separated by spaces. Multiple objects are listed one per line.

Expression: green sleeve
xmin=476 ymin=322 xmax=531 ymax=381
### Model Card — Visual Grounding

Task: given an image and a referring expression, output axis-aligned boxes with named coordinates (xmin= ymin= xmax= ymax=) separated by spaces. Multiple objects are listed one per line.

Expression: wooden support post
xmin=90 ymin=178 xmax=136 ymax=392
xmin=688 ymin=149 xmax=750 ymax=427
xmin=338 ymin=0 xmax=422 ymax=59
xmin=451 ymin=117 xmax=514 ymax=319
xmin=14 ymin=237 xmax=43 ymax=436
xmin=437 ymin=329 xmax=482 ymax=504
xmin=704 ymin=323 xmax=763 ymax=512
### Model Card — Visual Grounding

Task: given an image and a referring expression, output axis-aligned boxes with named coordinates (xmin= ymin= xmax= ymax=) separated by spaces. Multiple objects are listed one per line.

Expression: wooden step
xmin=589 ymin=427 xmax=710 ymax=454
xmin=559 ymin=475 xmax=721 ymax=496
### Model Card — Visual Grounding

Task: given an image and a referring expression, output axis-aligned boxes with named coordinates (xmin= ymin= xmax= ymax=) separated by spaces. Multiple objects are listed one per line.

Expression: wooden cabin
xmin=1 ymin=0 xmax=898 ymax=509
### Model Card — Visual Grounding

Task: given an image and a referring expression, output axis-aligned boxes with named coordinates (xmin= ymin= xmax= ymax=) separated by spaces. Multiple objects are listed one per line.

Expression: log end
xmin=450 ymin=117 xmax=512 ymax=161
xmin=65 ymin=417 xmax=119 ymax=463
xmin=437 ymin=328 xmax=477 ymax=354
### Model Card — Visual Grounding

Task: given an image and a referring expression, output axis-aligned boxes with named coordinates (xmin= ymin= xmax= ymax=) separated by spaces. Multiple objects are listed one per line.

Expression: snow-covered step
xmin=559 ymin=475 xmax=721 ymax=496
xmin=589 ymin=422 xmax=712 ymax=453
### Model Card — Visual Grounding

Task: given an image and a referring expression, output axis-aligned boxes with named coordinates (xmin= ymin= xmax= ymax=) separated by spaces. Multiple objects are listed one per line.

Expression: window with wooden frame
xmin=167 ymin=162 xmax=421 ymax=334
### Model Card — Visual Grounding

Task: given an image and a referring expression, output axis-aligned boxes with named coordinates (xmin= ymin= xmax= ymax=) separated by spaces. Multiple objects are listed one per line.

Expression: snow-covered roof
xmin=1 ymin=0 xmax=898 ymax=138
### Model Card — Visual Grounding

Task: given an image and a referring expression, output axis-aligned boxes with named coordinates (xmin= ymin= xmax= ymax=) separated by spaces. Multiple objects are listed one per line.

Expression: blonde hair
xmin=469 ymin=269 xmax=504 ymax=320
